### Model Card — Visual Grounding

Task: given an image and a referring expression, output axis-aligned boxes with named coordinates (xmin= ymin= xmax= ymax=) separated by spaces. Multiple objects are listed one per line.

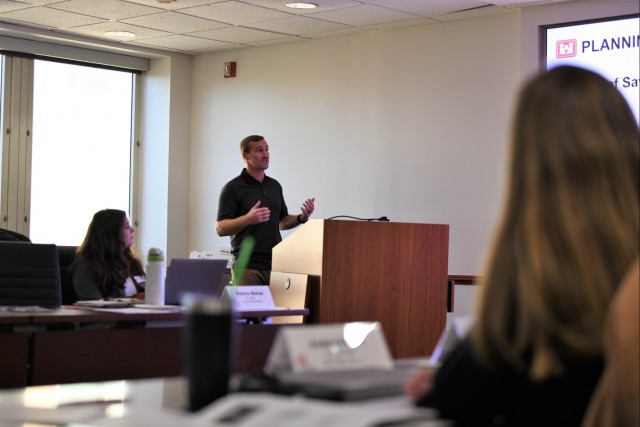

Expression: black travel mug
xmin=182 ymin=294 xmax=236 ymax=412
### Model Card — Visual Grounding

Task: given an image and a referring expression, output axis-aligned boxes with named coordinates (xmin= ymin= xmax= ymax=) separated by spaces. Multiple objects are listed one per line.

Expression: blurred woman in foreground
xmin=406 ymin=66 xmax=639 ymax=426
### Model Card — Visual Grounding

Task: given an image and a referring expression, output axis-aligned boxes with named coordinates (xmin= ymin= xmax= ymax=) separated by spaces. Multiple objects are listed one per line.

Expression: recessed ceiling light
xmin=105 ymin=31 xmax=136 ymax=39
xmin=285 ymin=2 xmax=318 ymax=9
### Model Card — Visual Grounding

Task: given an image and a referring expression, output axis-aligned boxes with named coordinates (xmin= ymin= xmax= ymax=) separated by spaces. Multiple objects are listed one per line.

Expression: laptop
xmin=274 ymin=365 xmax=421 ymax=401
xmin=164 ymin=258 xmax=228 ymax=305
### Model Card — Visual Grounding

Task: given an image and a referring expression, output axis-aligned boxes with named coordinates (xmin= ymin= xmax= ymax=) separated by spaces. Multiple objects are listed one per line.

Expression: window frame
xmin=0 ymin=52 xmax=143 ymax=247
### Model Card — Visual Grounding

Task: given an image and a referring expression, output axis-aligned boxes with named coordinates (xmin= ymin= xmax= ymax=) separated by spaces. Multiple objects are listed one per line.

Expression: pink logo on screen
xmin=556 ymin=39 xmax=578 ymax=58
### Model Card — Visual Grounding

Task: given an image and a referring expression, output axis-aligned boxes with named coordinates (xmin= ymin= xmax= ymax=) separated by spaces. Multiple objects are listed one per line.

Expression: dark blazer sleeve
xmin=72 ymin=260 xmax=104 ymax=301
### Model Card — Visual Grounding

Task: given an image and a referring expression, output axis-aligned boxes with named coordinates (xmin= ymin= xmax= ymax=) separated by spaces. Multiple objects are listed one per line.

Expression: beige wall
xmin=185 ymin=0 xmax=638 ymax=276
xmin=190 ymin=12 xmax=519 ymax=275
xmin=140 ymin=53 xmax=192 ymax=264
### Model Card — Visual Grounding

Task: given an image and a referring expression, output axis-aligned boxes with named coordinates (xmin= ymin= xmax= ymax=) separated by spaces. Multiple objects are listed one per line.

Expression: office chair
xmin=0 ymin=242 xmax=62 ymax=308
xmin=57 ymin=246 xmax=79 ymax=305
xmin=0 ymin=228 xmax=31 ymax=242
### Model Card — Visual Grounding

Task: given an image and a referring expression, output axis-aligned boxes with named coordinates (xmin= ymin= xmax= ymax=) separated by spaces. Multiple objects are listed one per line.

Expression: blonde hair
xmin=472 ymin=66 xmax=639 ymax=379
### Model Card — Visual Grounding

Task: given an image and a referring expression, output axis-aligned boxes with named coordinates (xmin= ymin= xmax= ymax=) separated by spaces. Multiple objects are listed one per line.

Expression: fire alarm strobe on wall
xmin=224 ymin=62 xmax=236 ymax=78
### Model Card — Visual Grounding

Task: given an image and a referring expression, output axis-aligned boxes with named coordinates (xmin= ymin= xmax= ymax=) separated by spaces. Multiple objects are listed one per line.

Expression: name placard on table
xmin=222 ymin=286 xmax=275 ymax=310
xmin=265 ymin=322 xmax=394 ymax=374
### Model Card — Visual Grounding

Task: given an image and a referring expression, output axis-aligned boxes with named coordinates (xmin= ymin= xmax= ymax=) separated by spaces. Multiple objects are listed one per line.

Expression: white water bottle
xmin=146 ymin=248 xmax=166 ymax=305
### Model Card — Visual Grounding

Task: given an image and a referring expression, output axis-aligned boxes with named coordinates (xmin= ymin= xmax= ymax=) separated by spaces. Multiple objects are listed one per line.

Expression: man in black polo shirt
xmin=216 ymin=135 xmax=315 ymax=285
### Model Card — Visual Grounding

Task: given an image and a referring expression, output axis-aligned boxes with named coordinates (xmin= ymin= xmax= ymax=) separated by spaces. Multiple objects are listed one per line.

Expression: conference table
xmin=0 ymin=306 xmax=453 ymax=426
xmin=0 ymin=305 xmax=308 ymax=389
xmin=0 ymin=375 xmax=450 ymax=426
xmin=4 ymin=305 xmax=308 ymax=324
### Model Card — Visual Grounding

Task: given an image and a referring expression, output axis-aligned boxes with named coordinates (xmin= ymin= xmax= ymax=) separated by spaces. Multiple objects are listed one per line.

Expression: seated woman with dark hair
xmin=70 ymin=209 xmax=145 ymax=301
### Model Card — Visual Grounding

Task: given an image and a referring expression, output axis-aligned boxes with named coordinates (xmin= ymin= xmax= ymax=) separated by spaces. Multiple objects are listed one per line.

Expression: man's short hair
xmin=240 ymin=135 xmax=264 ymax=153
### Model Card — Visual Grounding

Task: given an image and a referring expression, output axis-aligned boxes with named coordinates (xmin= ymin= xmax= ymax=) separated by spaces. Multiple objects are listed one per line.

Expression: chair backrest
xmin=0 ymin=242 xmax=62 ymax=308
xmin=57 ymin=246 xmax=78 ymax=305
xmin=0 ymin=228 xmax=31 ymax=242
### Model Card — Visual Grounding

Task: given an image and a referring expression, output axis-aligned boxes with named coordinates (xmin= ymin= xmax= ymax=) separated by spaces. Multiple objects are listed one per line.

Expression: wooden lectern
xmin=272 ymin=219 xmax=449 ymax=358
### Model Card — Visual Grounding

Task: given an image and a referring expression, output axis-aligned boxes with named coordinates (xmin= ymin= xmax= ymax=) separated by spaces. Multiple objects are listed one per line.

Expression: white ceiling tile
xmin=0 ymin=0 xmax=582 ymax=55
xmin=491 ymin=0 xmax=566 ymax=5
xmin=68 ymin=21 xmax=171 ymax=41
xmin=432 ymin=5 xmax=515 ymax=21
xmin=360 ymin=0 xmax=492 ymax=16
xmin=48 ymin=0 xmax=163 ymax=20
xmin=193 ymin=42 xmax=249 ymax=54
xmin=5 ymin=0 xmax=60 ymax=5
xmin=308 ymin=4 xmax=421 ymax=26
xmin=360 ymin=17 xmax=439 ymax=31
xmin=305 ymin=27 xmax=370 ymax=39
xmin=188 ymin=26 xmax=288 ymax=43
xmin=122 ymin=11 xmax=228 ymax=33
xmin=179 ymin=1 xmax=293 ymax=25
xmin=0 ymin=7 xmax=104 ymax=28
xmin=0 ymin=1 xmax=32 ymax=14
xmin=124 ymin=0 xmax=227 ymax=10
xmin=248 ymin=36 xmax=307 ymax=47
xmin=306 ymin=17 xmax=439 ymax=39
xmin=250 ymin=15 xmax=350 ymax=36
xmin=128 ymin=33 xmax=236 ymax=52
xmin=241 ymin=0 xmax=360 ymax=15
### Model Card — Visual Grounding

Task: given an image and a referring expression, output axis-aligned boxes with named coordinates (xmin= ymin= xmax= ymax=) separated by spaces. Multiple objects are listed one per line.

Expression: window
xmin=0 ymin=54 xmax=141 ymax=246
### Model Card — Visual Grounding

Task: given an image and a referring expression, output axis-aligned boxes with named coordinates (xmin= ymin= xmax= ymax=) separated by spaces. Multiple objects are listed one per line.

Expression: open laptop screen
xmin=164 ymin=258 xmax=228 ymax=305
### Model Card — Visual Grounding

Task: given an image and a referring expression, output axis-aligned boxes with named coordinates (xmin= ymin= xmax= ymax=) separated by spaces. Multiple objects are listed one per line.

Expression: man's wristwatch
xmin=297 ymin=214 xmax=308 ymax=224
